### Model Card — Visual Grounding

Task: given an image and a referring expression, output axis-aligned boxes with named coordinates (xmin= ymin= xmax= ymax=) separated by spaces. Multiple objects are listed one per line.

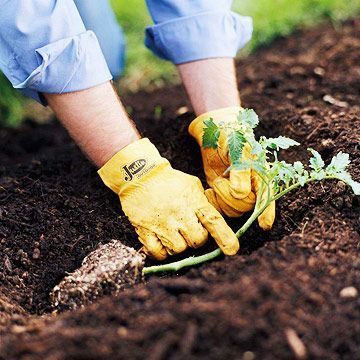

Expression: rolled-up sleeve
xmin=0 ymin=0 xmax=112 ymax=103
xmin=145 ymin=0 xmax=253 ymax=64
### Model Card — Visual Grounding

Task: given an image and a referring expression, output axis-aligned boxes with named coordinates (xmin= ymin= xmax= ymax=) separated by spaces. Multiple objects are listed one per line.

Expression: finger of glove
xmin=196 ymin=205 xmax=239 ymax=255
xmin=251 ymin=171 xmax=276 ymax=230
xmin=140 ymin=246 xmax=158 ymax=260
xmin=205 ymin=182 xmax=244 ymax=218
xmin=194 ymin=178 xmax=232 ymax=217
xmin=179 ymin=216 xmax=208 ymax=249
xmin=206 ymin=187 xmax=244 ymax=217
xmin=204 ymin=188 xmax=222 ymax=213
xmin=202 ymin=147 xmax=229 ymax=186
xmin=157 ymin=230 xmax=188 ymax=255
xmin=228 ymin=143 xmax=252 ymax=199
xmin=258 ymin=200 xmax=276 ymax=230
xmin=212 ymin=177 xmax=256 ymax=212
xmin=215 ymin=193 xmax=244 ymax=218
xmin=217 ymin=132 xmax=230 ymax=166
xmin=135 ymin=227 xmax=167 ymax=261
xmin=229 ymin=168 xmax=252 ymax=199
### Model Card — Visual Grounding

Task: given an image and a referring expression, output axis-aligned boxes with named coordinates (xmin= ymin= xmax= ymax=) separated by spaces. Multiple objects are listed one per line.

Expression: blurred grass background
xmin=1 ymin=0 xmax=359 ymax=126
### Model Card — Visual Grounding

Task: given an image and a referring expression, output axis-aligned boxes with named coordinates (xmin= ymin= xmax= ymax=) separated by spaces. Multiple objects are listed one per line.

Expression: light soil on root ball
xmin=50 ymin=241 xmax=145 ymax=310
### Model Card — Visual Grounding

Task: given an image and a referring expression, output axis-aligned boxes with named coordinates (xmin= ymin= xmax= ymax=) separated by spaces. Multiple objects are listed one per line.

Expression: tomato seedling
xmin=143 ymin=109 xmax=359 ymax=275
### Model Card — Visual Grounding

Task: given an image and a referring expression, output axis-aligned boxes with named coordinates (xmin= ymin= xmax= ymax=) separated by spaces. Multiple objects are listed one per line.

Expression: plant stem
xmin=142 ymin=203 xmax=266 ymax=275
xmin=142 ymin=199 xmax=269 ymax=275
xmin=236 ymin=207 xmax=263 ymax=237
xmin=271 ymin=175 xmax=340 ymax=202
xmin=142 ymin=175 xmax=344 ymax=275
xmin=142 ymin=248 xmax=222 ymax=275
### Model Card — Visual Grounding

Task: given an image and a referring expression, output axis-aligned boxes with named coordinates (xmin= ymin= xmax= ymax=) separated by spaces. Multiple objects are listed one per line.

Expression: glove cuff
xmin=98 ymin=138 xmax=169 ymax=194
xmin=188 ymin=106 xmax=243 ymax=145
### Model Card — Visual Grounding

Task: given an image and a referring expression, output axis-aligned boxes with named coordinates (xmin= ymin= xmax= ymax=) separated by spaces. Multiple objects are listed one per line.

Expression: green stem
xmin=236 ymin=207 xmax=263 ymax=237
xmin=142 ymin=248 xmax=222 ymax=275
xmin=142 ymin=204 xmax=265 ymax=275
xmin=142 ymin=175 xmax=343 ymax=276
xmin=271 ymin=175 xmax=340 ymax=202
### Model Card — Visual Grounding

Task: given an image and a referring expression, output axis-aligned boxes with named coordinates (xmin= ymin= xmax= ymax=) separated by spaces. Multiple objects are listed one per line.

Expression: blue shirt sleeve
xmin=144 ymin=0 xmax=253 ymax=64
xmin=0 ymin=0 xmax=112 ymax=104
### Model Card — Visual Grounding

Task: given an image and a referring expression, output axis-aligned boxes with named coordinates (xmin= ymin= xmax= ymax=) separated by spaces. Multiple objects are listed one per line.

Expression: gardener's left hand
xmin=98 ymin=138 xmax=239 ymax=259
xmin=189 ymin=106 xmax=275 ymax=230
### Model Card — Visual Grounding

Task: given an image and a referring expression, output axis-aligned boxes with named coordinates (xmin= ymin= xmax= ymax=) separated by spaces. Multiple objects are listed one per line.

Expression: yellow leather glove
xmin=98 ymin=138 xmax=239 ymax=260
xmin=189 ymin=106 xmax=275 ymax=230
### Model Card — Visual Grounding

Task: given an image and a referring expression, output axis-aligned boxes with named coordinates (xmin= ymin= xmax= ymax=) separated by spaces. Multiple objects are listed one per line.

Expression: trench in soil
xmin=0 ymin=20 xmax=359 ymax=360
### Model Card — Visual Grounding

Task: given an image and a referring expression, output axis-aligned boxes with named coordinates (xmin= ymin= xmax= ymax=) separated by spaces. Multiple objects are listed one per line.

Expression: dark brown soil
xmin=1 ymin=20 xmax=359 ymax=360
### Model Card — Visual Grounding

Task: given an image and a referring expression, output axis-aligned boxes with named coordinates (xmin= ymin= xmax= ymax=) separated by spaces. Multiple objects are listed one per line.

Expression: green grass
xmin=110 ymin=0 xmax=176 ymax=92
xmin=0 ymin=76 xmax=26 ymax=127
xmin=235 ymin=0 xmax=360 ymax=49
xmin=1 ymin=0 xmax=359 ymax=126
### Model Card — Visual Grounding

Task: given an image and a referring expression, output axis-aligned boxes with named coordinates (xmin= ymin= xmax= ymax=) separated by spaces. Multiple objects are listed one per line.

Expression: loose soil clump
xmin=1 ymin=20 xmax=359 ymax=359
xmin=50 ymin=241 xmax=145 ymax=310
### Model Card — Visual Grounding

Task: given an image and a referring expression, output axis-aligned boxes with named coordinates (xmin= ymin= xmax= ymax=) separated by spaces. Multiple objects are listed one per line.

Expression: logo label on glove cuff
xmin=123 ymin=159 xmax=149 ymax=181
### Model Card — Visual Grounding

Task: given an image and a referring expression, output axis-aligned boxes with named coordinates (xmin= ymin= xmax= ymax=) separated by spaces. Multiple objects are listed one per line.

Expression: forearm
xmin=44 ymin=82 xmax=140 ymax=167
xmin=177 ymin=58 xmax=241 ymax=116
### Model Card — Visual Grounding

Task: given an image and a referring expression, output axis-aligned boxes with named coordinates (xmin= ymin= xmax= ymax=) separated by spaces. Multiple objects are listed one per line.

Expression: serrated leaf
xmin=311 ymin=169 xmax=326 ymax=180
xmin=251 ymin=162 xmax=268 ymax=177
xmin=335 ymin=172 xmax=352 ymax=183
xmin=268 ymin=161 xmax=281 ymax=179
xmin=275 ymin=161 xmax=297 ymax=184
xmin=293 ymin=161 xmax=304 ymax=174
xmin=237 ymin=109 xmax=259 ymax=128
xmin=349 ymin=180 xmax=360 ymax=195
xmin=335 ymin=173 xmax=360 ymax=195
xmin=250 ymin=141 xmax=263 ymax=156
xmin=264 ymin=136 xmax=300 ymax=150
xmin=308 ymin=148 xmax=325 ymax=171
xmin=327 ymin=152 xmax=350 ymax=173
xmin=227 ymin=130 xmax=246 ymax=164
xmin=297 ymin=175 xmax=308 ymax=186
xmin=202 ymin=118 xmax=220 ymax=148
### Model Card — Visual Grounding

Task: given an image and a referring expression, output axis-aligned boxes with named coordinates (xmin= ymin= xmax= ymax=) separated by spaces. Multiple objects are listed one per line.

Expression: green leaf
xmin=297 ymin=174 xmax=308 ymax=186
xmin=276 ymin=161 xmax=297 ymax=183
xmin=311 ymin=169 xmax=326 ymax=180
xmin=232 ymin=160 xmax=252 ymax=171
xmin=293 ymin=161 xmax=309 ymax=185
xmin=327 ymin=152 xmax=350 ymax=173
xmin=237 ymin=109 xmax=259 ymax=128
xmin=349 ymin=180 xmax=360 ymax=195
xmin=251 ymin=162 xmax=268 ymax=177
xmin=308 ymin=148 xmax=325 ymax=171
xmin=268 ymin=161 xmax=281 ymax=179
xmin=293 ymin=161 xmax=304 ymax=174
xmin=335 ymin=173 xmax=360 ymax=195
xmin=264 ymin=136 xmax=300 ymax=150
xmin=202 ymin=118 xmax=220 ymax=148
xmin=227 ymin=130 xmax=246 ymax=164
xmin=250 ymin=140 xmax=263 ymax=156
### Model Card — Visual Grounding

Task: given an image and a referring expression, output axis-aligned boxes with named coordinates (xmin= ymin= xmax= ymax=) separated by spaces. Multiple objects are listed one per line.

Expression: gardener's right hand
xmin=98 ymin=138 xmax=239 ymax=260
xmin=189 ymin=106 xmax=275 ymax=230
